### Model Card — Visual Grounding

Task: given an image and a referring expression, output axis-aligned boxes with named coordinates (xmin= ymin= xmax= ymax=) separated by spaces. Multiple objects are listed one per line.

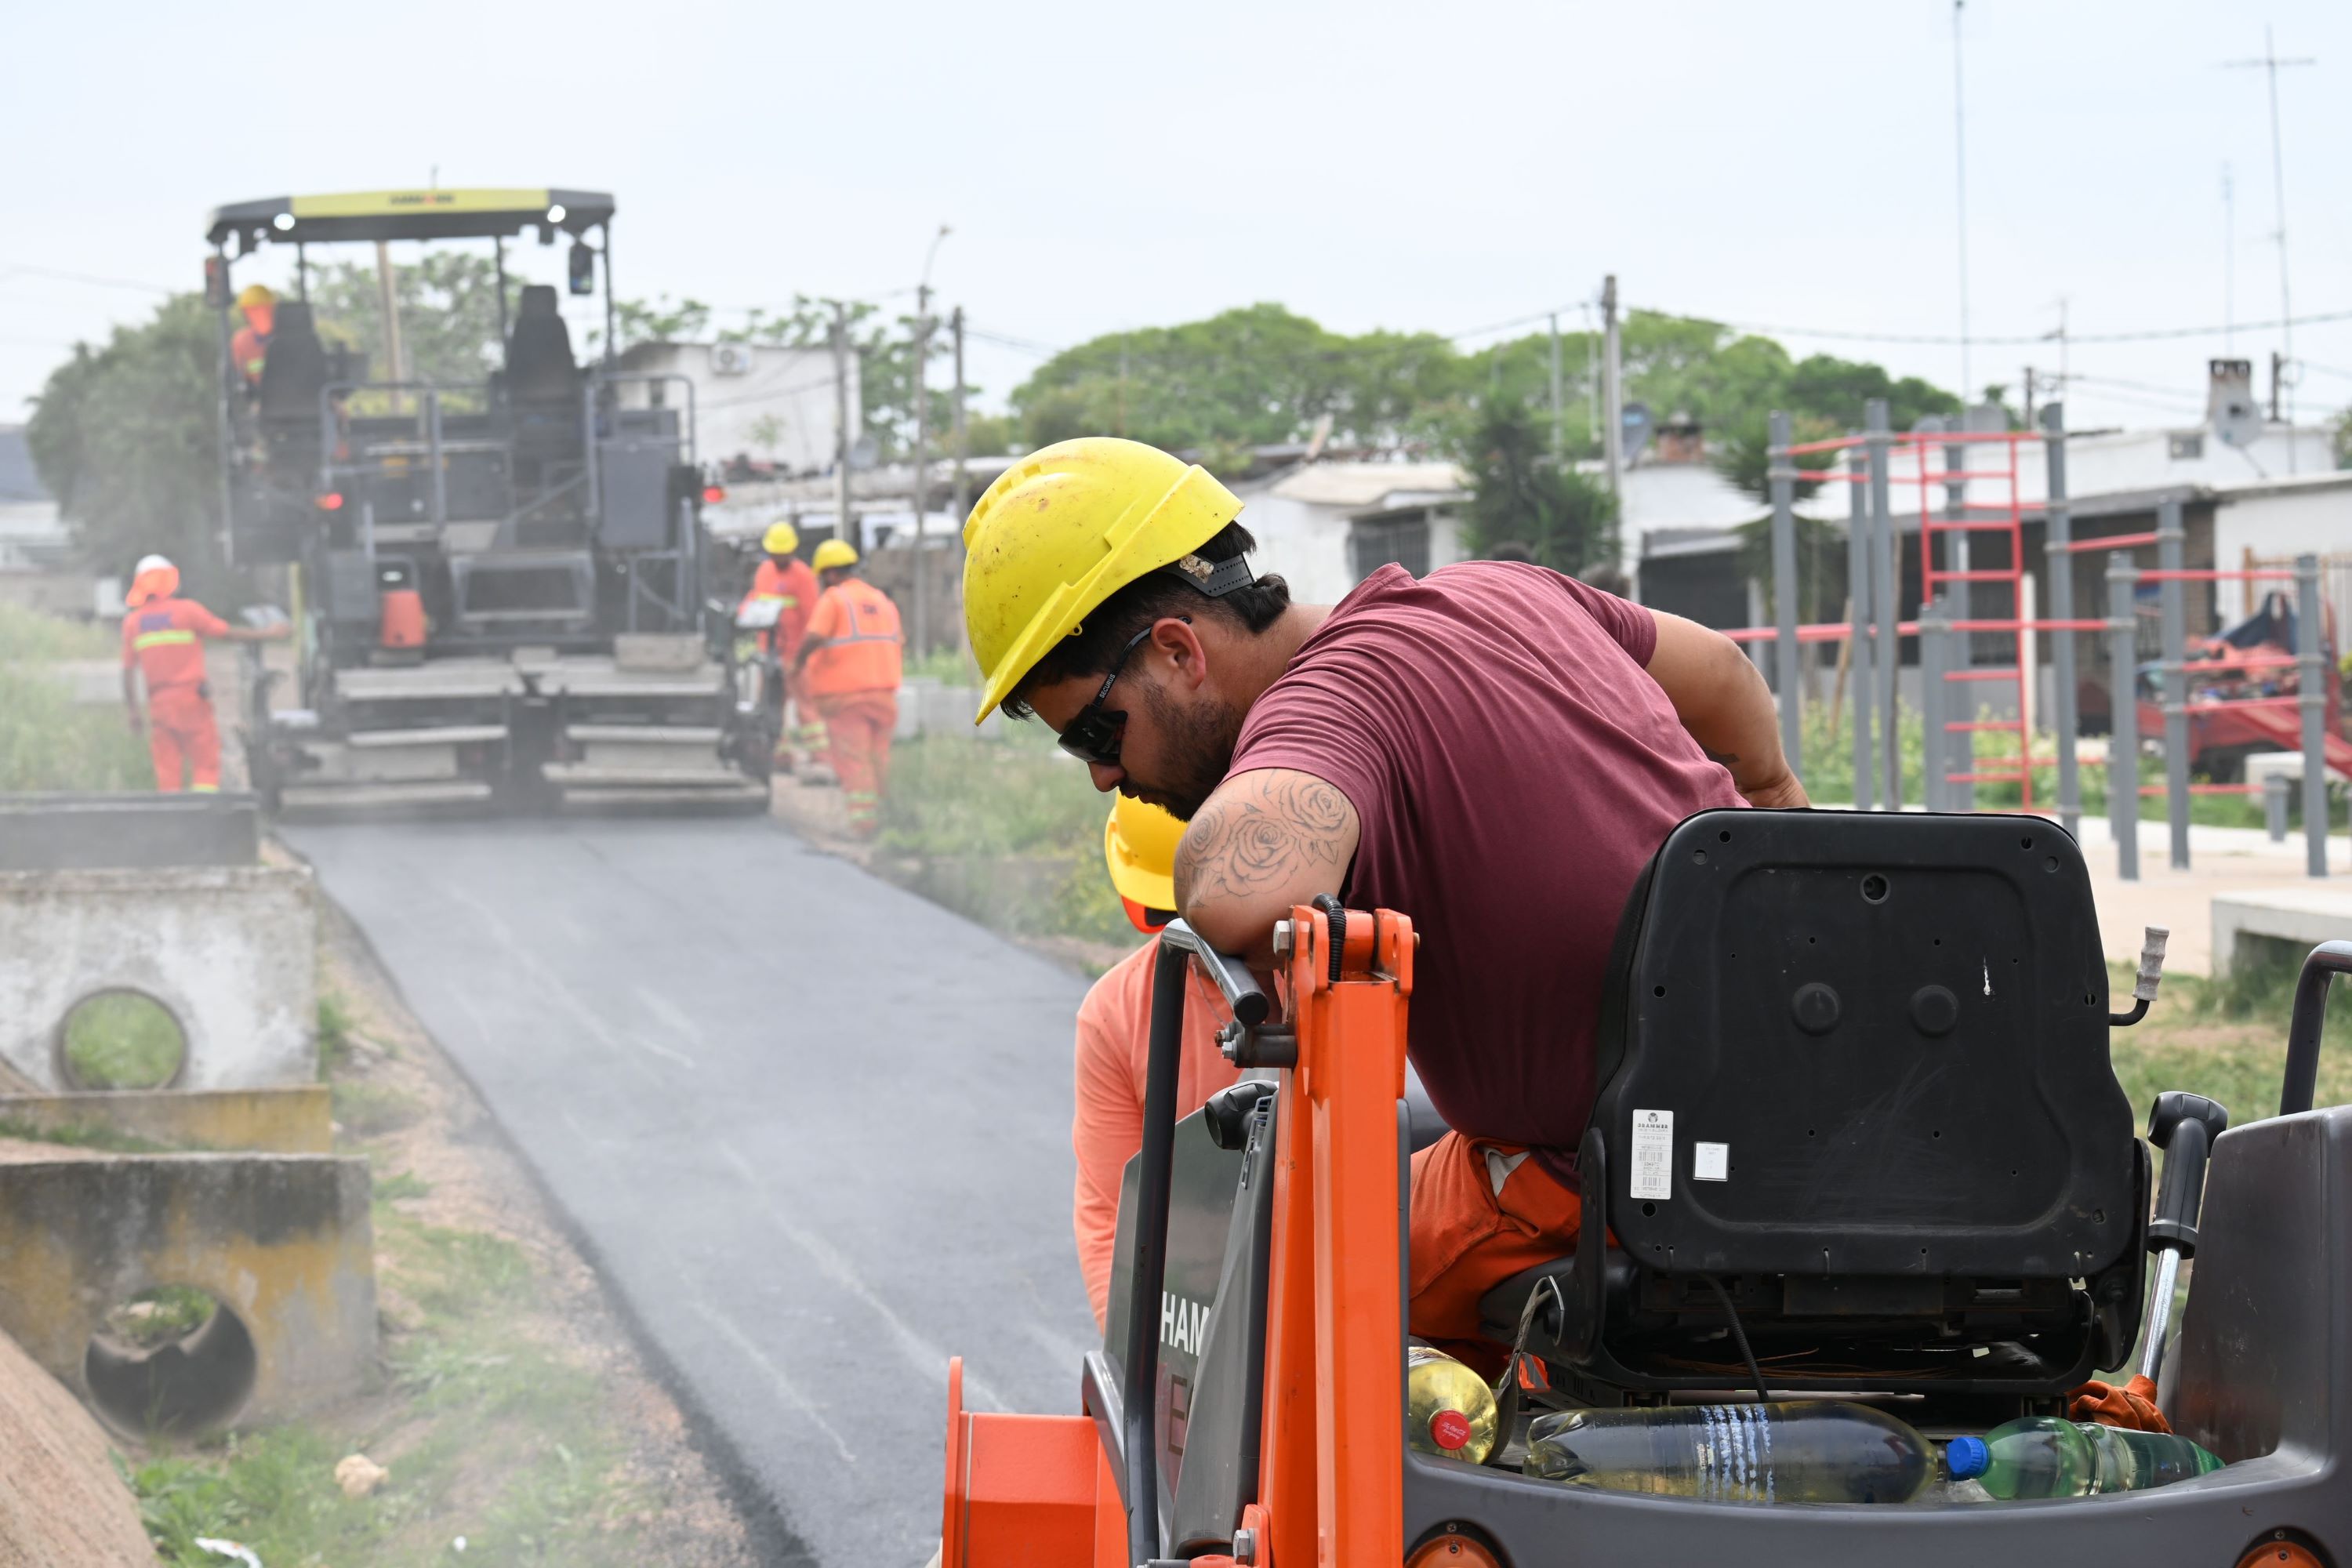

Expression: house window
xmin=1350 ymin=513 xmax=1431 ymax=581
xmin=2169 ymin=432 xmax=2204 ymax=461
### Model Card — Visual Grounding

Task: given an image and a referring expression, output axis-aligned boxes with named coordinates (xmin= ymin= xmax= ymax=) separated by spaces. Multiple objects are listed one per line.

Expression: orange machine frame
xmin=941 ymin=905 xmax=1414 ymax=1566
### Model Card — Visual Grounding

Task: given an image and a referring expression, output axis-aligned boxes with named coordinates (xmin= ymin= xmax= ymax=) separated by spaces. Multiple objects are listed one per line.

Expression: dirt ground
xmin=301 ymin=900 xmax=762 ymax=1566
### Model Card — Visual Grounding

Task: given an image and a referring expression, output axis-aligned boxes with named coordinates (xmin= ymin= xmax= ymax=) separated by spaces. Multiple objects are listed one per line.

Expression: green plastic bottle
xmin=1523 ymin=1402 xmax=1933 ymax=1504
xmin=1943 ymin=1417 xmax=2223 ymax=1499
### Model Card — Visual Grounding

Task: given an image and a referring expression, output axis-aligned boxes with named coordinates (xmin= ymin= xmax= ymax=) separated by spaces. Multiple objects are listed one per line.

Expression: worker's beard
xmin=1130 ymin=679 xmax=1245 ymax=822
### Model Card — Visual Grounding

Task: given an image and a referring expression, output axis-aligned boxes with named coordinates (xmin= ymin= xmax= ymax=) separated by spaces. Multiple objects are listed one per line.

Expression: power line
xmin=0 ymin=261 xmax=176 ymax=296
xmin=1640 ymin=304 xmax=2352 ymax=348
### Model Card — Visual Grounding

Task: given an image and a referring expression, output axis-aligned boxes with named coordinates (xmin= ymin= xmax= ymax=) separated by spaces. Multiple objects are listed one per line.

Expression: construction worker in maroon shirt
xmin=119 ymin=554 xmax=289 ymax=793
xmin=961 ymin=437 xmax=1801 ymax=1376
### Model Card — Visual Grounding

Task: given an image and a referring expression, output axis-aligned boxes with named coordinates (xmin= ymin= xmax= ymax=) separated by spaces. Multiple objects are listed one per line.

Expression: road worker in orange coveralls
xmin=118 ymin=554 xmax=287 ymax=792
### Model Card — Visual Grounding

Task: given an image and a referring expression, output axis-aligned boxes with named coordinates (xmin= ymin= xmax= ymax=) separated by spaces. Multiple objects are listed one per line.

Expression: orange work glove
xmin=2067 ymin=1373 xmax=2169 ymax=1433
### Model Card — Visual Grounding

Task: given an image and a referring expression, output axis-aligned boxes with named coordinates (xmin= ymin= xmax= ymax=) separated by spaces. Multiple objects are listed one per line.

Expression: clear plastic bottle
xmin=1406 ymin=1345 xmax=1498 ymax=1465
xmin=1522 ymin=1401 xmax=1933 ymax=1504
xmin=1943 ymin=1417 xmax=2223 ymax=1499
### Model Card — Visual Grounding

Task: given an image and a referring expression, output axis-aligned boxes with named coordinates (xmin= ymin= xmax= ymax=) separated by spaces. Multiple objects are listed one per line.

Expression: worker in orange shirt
xmin=1073 ymin=797 xmax=1243 ymax=1328
xmin=793 ymin=539 xmax=902 ymax=837
xmin=737 ymin=521 xmax=820 ymax=764
xmin=230 ymin=285 xmax=275 ymax=387
xmin=118 ymin=554 xmax=289 ymax=793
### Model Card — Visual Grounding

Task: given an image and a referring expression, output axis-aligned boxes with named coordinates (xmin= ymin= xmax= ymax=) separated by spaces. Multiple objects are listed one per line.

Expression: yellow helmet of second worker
xmin=961 ymin=437 xmax=1242 ymax=724
xmin=236 ymin=283 xmax=275 ymax=310
xmin=761 ymin=521 xmax=800 ymax=556
xmin=811 ymin=538 xmax=859 ymax=572
xmin=1104 ymin=795 xmax=1185 ymax=927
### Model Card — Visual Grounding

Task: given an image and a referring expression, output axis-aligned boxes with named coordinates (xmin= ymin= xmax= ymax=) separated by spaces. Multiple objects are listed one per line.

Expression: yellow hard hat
xmin=762 ymin=521 xmax=800 ymax=556
xmin=961 ymin=437 xmax=1242 ymax=724
xmin=236 ymin=283 xmax=275 ymax=309
xmin=1105 ymin=795 xmax=1184 ymax=916
xmin=811 ymin=538 xmax=859 ymax=572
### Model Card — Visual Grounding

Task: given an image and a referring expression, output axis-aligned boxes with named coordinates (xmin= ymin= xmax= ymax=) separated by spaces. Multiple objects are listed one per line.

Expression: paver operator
xmin=230 ymin=284 xmax=275 ymax=387
xmin=739 ymin=520 xmax=821 ymax=764
xmin=794 ymin=539 xmax=904 ymax=838
xmin=119 ymin=554 xmax=289 ymax=793
xmin=963 ymin=437 xmax=1803 ymax=1372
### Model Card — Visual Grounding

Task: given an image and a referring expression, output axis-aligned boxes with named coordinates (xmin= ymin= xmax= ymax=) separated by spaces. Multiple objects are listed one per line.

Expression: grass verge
xmin=877 ymin=728 xmax=1130 ymax=946
xmin=120 ymin=926 xmax=742 ymax=1567
xmin=2109 ymin=936 xmax=2352 ymax=1120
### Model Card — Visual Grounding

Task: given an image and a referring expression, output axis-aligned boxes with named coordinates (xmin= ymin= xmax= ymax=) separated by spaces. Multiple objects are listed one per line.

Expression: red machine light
xmin=316 ymin=492 xmax=345 ymax=511
xmin=1406 ymin=1529 xmax=1501 ymax=1568
xmin=702 ymin=485 xmax=727 ymax=504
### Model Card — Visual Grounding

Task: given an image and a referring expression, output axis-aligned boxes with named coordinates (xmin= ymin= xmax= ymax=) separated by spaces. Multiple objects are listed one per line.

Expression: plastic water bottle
xmin=1406 ymin=1345 xmax=1498 ymax=1465
xmin=1523 ymin=1401 xmax=1933 ymax=1503
xmin=1944 ymin=1417 xmax=2223 ymax=1499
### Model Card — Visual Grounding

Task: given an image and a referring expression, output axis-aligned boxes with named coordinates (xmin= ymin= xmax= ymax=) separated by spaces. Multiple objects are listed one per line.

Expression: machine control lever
xmin=2108 ymin=926 xmax=2169 ymax=1026
xmin=2136 ymin=1090 xmax=2230 ymax=1386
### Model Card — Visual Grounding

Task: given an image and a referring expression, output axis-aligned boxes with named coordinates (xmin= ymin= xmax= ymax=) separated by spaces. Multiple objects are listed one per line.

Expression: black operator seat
xmin=256 ymin=301 xmax=328 ymax=423
xmin=503 ymin=285 xmax=581 ymax=408
xmin=1479 ymin=808 xmax=2148 ymax=1400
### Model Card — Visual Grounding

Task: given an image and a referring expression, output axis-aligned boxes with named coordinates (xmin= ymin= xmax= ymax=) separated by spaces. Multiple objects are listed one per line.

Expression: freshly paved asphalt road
xmin=288 ymin=815 xmax=1101 ymax=1566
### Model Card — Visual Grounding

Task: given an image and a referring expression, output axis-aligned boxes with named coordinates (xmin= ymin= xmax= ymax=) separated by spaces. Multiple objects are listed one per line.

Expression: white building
xmin=610 ymin=339 xmax=854 ymax=477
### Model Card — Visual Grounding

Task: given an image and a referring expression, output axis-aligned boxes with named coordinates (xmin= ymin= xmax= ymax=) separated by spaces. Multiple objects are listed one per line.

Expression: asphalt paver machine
xmin=205 ymin=187 xmax=768 ymax=811
xmin=941 ymin=809 xmax=2352 ymax=1566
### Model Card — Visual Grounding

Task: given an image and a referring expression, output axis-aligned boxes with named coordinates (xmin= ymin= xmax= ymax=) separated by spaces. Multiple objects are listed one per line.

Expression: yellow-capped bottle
xmin=1406 ymin=1345 xmax=1499 ymax=1465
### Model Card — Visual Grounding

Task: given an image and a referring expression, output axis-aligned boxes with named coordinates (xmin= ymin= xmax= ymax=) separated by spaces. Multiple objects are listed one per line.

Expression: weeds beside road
xmin=129 ymin=907 xmax=757 ymax=1568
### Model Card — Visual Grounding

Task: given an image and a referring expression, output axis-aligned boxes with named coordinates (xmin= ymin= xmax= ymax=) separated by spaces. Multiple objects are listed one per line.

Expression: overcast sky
xmin=5 ymin=0 xmax=2348 ymax=441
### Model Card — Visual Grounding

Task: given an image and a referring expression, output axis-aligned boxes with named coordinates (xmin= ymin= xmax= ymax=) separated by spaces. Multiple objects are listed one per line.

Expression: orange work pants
xmin=1408 ymin=1131 xmax=1584 ymax=1379
xmin=146 ymin=684 xmax=222 ymax=793
xmin=815 ymin=690 xmax=898 ymax=836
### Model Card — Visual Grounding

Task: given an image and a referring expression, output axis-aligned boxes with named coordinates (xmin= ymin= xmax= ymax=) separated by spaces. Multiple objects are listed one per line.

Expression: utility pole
xmin=1548 ymin=313 xmax=1564 ymax=459
xmin=1583 ymin=303 xmax=1599 ymax=447
xmin=2225 ymin=28 xmax=2314 ymax=440
xmin=1601 ymin=275 xmax=1623 ymax=498
xmin=950 ymin=307 xmax=969 ymax=528
xmin=910 ymin=285 xmax=932 ymax=660
xmin=910 ymin=225 xmax=950 ymax=658
xmin=373 ymin=241 xmax=408 ymax=416
xmin=2022 ymin=366 xmax=2035 ymax=427
xmin=830 ymin=300 xmax=852 ymax=556
xmin=1951 ymin=0 xmax=1973 ymax=400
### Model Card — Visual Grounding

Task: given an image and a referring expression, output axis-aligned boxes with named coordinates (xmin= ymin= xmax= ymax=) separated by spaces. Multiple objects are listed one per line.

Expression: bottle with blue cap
xmin=1944 ymin=1417 xmax=2223 ymax=1499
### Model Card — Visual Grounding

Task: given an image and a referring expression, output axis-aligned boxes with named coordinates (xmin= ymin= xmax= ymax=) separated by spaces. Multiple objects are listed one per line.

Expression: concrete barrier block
xmin=2212 ymin=887 xmax=2352 ymax=975
xmin=0 ymin=1152 xmax=376 ymax=1431
xmin=0 ymin=793 xmax=261 ymax=870
xmin=0 ymin=1087 xmax=332 ymax=1154
xmin=0 ymin=865 xmax=318 ymax=1091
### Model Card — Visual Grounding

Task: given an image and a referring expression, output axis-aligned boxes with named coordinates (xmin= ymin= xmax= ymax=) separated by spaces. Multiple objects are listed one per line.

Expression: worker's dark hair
xmin=1000 ymin=521 xmax=1289 ymax=720
xmin=1580 ymin=562 xmax=1632 ymax=598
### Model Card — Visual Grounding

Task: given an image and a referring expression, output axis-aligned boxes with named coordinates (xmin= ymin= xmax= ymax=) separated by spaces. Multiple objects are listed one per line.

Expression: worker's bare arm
xmin=792 ymin=635 xmax=830 ymax=673
xmin=1174 ymin=768 xmax=1359 ymax=964
xmin=1644 ymin=608 xmax=1809 ymax=808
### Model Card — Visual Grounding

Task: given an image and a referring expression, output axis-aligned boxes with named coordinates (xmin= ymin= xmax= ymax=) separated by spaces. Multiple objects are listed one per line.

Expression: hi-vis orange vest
xmin=804 ymin=578 xmax=903 ymax=695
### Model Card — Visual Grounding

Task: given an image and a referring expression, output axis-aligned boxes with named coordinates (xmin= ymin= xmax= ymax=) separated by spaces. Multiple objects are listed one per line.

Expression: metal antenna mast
xmin=1952 ymin=0 xmax=1973 ymax=401
xmin=2224 ymin=27 xmax=2314 ymax=424
xmin=2222 ymin=163 xmax=2235 ymax=353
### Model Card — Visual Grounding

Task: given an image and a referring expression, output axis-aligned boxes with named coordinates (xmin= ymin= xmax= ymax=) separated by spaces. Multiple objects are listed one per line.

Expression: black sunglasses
xmin=1057 ymin=622 xmax=1169 ymax=766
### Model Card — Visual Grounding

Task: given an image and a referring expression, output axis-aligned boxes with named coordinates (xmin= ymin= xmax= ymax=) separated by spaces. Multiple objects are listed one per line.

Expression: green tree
xmin=1010 ymin=304 xmax=1463 ymax=453
xmin=309 ymin=252 xmax=506 ymax=388
xmin=1782 ymin=353 xmax=1962 ymax=431
xmin=25 ymin=294 xmax=226 ymax=593
xmin=1455 ymin=400 xmax=1619 ymax=572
